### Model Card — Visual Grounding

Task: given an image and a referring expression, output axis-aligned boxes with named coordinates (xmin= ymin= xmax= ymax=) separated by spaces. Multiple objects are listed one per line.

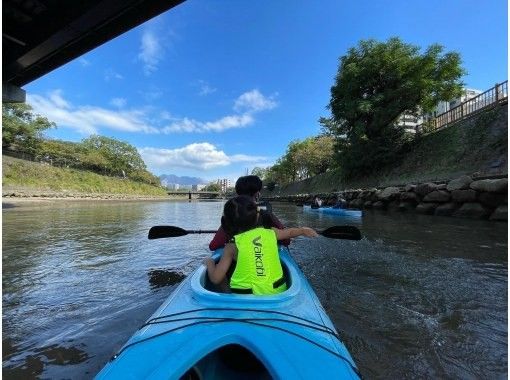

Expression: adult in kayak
xmin=311 ymin=195 xmax=323 ymax=209
xmin=208 ymin=175 xmax=289 ymax=250
xmin=205 ymin=195 xmax=318 ymax=295
xmin=332 ymin=197 xmax=348 ymax=209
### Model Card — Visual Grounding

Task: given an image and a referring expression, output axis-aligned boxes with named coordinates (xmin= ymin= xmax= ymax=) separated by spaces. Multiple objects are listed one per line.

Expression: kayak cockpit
xmin=190 ymin=248 xmax=301 ymax=302
xmin=179 ymin=343 xmax=272 ymax=380
xmin=201 ymin=259 xmax=293 ymax=294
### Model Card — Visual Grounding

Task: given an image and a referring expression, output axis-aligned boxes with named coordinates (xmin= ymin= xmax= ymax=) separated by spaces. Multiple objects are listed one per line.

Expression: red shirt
xmin=208 ymin=211 xmax=290 ymax=251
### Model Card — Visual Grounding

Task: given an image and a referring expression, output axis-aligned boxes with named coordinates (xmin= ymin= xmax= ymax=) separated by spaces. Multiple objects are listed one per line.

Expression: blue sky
xmin=25 ymin=0 xmax=508 ymax=182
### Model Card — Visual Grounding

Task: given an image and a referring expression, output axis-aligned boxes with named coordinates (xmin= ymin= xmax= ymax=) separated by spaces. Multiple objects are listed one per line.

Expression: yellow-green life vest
xmin=230 ymin=227 xmax=287 ymax=295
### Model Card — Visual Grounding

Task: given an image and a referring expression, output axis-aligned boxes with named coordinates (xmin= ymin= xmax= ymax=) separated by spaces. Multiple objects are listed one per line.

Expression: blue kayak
xmin=304 ymin=205 xmax=362 ymax=217
xmin=96 ymin=247 xmax=360 ymax=379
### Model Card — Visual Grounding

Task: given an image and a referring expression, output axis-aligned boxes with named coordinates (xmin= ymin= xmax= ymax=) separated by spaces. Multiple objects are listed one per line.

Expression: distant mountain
xmin=159 ymin=174 xmax=208 ymax=186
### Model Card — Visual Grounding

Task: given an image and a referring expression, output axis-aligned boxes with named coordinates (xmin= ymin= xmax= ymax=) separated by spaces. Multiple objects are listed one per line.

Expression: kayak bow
xmin=96 ymin=247 xmax=360 ymax=379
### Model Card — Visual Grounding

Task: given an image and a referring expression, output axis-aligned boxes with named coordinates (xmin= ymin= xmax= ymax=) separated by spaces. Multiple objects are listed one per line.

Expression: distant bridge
xmin=167 ymin=191 xmax=223 ymax=199
xmin=166 ymin=191 xmax=237 ymax=199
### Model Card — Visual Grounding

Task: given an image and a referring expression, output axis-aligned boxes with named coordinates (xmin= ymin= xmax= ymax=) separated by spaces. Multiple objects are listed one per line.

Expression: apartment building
xmin=217 ymin=178 xmax=231 ymax=192
xmin=397 ymin=112 xmax=424 ymax=133
xmin=192 ymin=184 xmax=206 ymax=191
xmin=433 ymin=88 xmax=482 ymax=116
xmin=398 ymin=87 xmax=483 ymax=133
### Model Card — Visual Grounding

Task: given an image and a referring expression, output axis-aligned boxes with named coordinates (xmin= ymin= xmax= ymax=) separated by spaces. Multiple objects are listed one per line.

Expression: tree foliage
xmin=251 ymin=167 xmax=269 ymax=180
xmin=37 ymin=139 xmax=82 ymax=167
xmin=326 ymin=37 xmax=465 ymax=177
xmin=263 ymin=135 xmax=335 ymax=187
xmin=202 ymin=183 xmax=221 ymax=192
xmin=2 ymin=103 xmax=160 ymax=186
xmin=81 ymin=135 xmax=147 ymax=176
xmin=2 ymin=103 xmax=55 ymax=153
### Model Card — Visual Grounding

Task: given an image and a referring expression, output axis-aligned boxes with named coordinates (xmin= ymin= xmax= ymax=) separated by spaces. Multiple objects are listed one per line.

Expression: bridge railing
xmin=416 ymin=80 xmax=508 ymax=134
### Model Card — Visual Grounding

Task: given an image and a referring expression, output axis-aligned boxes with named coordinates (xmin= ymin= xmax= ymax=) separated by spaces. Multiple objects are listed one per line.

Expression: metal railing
xmin=416 ymin=80 xmax=508 ymax=133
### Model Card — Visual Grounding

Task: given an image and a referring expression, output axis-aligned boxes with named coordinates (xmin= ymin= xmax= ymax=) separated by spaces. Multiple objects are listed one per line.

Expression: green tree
xmin=269 ymin=157 xmax=294 ymax=185
xmin=80 ymin=135 xmax=147 ymax=176
xmin=202 ymin=183 xmax=221 ymax=192
xmin=264 ymin=135 xmax=335 ymax=187
xmin=2 ymin=103 xmax=55 ymax=154
xmin=128 ymin=169 xmax=161 ymax=185
xmin=78 ymin=148 xmax=111 ymax=174
xmin=37 ymin=139 xmax=81 ymax=167
xmin=290 ymin=136 xmax=335 ymax=178
xmin=251 ymin=167 xmax=268 ymax=180
xmin=327 ymin=37 xmax=465 ymax=177
xmin=303 ymin=135 xmax=335 ymax=174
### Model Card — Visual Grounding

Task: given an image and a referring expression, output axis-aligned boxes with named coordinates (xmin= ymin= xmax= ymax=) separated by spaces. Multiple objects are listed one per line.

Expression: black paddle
xmin=320 ymin=226 xmax=361 ymax=240
xmin=148 ymin=225 xmax=361 ymax=241
xmin=148 ymin=226 xmax=217 ymax=239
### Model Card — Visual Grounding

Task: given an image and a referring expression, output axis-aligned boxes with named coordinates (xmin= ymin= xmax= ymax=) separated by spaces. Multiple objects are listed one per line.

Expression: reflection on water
xmin=147 ymin=269 xmax=186 ymax=289
xmin=2 ymin=200 xmax=507 ymax=379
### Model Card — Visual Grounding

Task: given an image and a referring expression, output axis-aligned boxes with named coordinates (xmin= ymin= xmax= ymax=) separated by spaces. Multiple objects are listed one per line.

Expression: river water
xmin=2 ymin=200 xmax=507 ymax=379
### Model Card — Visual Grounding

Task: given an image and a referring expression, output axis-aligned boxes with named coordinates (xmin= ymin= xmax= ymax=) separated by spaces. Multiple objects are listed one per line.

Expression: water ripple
xmin=2 ymin=200 xmax=507 ymax=379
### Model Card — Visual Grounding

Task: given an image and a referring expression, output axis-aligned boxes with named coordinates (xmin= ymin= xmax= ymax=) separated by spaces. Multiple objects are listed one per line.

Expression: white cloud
xmin=78 ymin=58 xmax=91 ymax=67
xmin=163 ymin=114 xmax=254 ymax=133
xmin=197 ymin=80 xmax=217 ymax=96
xmin=161 ymin=89 xmax=277 ymax=134
xmin=104 ymin=68 xmax=123 ymax=81
xmin=139 ymin=143 xmax=267 ymax=171
xmin=234 ymin=89 xmax=277 ymax=113
xmin=139 ymin=87 xmax=164 ymax=102
xmin=159 ymin=110 xmax=173 ymax=120
xmin=110 ymin=97 xmax=127 ymax=108
xmin=26 ymin=88 xmax=279 ymax=137
xmin=138 ymin=30 xmax=163 ymax=75
xmin=49 ymin=90 xmax=71 ymax=109
xmin=27 ymin=91 xmax=158 ymax=135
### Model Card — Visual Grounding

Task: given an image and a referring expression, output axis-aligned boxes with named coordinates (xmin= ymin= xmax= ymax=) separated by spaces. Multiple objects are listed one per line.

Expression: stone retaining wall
xmin=265 ymin=175 xmax=507 ymax=221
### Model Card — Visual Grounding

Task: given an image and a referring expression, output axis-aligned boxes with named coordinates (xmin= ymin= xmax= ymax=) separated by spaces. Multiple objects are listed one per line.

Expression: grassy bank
xmin=272 ymin=104 xmax=507 ymax=196
xmin=2 ymin=155 xmax=168 ymax=196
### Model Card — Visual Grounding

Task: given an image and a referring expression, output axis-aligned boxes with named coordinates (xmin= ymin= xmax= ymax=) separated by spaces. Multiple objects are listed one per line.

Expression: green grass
xmin=2 ymin=155 xmax=168 ymax=196
xmin=274 ymin=105 xmax=507 ymax=195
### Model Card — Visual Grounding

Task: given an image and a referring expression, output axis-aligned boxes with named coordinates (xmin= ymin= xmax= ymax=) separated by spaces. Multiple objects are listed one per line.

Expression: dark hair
xmin=235 ymin=175 xmax=262 ymax=197
xmin=221 ymin=195 xmax=258 ymax=236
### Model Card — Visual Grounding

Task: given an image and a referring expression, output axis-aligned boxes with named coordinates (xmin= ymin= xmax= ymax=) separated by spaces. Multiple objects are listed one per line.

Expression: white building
xmin=192 ymin=184 xmax=207 ymax=191
xmin=397 ymin=112 xmax=424 ymax=133
xmin=432 ymin=88 xmax=482 ymax=117
xmin=399 ymin=87 xmax=483 ymax=133
xmin=217 ymin=178 xmax=231 ymax=192
xmin=450 ymin=88 xmax=482 ymax=109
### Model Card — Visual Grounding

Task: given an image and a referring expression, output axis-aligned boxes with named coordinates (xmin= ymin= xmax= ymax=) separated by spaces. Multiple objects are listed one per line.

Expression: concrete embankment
xmin=2 ymin=188 xmax=172 ymax=200
xmin=1 ymin=188 xmax=184 ymax=208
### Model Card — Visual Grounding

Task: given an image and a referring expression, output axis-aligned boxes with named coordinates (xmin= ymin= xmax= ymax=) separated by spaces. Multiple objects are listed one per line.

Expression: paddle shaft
xmin=148 ymin=225 xmax=361 ymax=240
xmin=184 ymin=230 xmax=217 ymax=234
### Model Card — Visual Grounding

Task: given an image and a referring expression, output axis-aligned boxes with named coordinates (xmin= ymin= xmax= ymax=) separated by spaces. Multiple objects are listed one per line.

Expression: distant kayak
xmin=303 ymin=205 xmax=362 ymax=217
xmin=96 ymin=247 xmax=361 ymax=379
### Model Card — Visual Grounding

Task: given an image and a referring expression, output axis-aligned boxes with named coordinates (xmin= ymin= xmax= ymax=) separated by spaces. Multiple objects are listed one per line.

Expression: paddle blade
xmin=148 ymin=226 xmax=188 ymax=239
xmin=320 ymin=226 xmax=362 ymax=240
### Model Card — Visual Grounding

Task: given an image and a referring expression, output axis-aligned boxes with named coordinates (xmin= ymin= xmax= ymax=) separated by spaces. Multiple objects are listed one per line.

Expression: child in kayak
xmin=205 ymin=195 xmax=318 ymax=295
xmin=209 ymin=175 xmax=289 ymax=250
